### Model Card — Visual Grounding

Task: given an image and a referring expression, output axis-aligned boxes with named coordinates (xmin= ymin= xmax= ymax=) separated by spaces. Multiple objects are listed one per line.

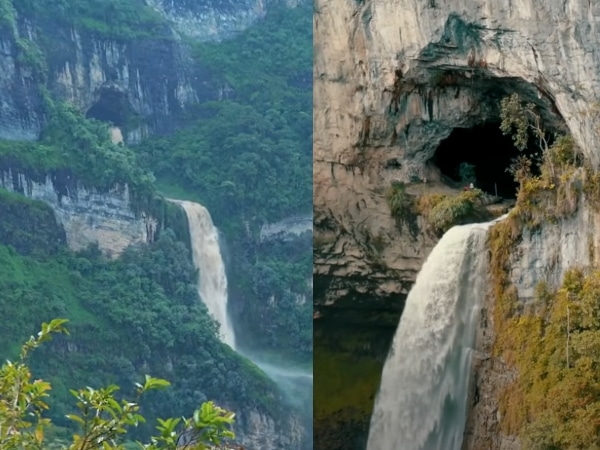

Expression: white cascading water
xmin=172 ymin=198 xmax=313 ymax=435
xmin=367 ymin=216 xmax=506 ymax=450
xmin=171 ymin=200 xmax=236 ymax=349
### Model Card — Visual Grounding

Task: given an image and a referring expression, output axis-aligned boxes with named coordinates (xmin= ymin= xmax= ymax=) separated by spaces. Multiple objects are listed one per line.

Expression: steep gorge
xmin=314 ymin=0 xmax=600 ymax=448
xmin=0 ymin=0 xmax=311 ymax=448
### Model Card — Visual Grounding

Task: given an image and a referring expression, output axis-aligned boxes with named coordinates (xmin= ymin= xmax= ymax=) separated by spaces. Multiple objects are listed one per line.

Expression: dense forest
xmin=0 ymin=210 xmax=279 ymax=440
xmin=137 ymin=3 xmax=313 ymax=364
xmin=0 ymin=0 xmax=312 ymax=444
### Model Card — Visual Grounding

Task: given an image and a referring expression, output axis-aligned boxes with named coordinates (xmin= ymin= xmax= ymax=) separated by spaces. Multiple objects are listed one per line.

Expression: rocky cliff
xmin=0 ymin=0 xmax=303 ymax=144
xmin=0 ymin=6 xmax=200 ymax=143
xmin=146 ymin=0 xmax=268 ymax=41
xmin=313 ymin=0 xmax=598 ymax=306
xmin=0 ymin=0 xmax=306 ymax=258
xmin=314 ymin=0 xmax=600 ymax=448
xmin=236 ymin=408 xmax=308 ymax=450
xmin=0 ymin=167 xmax=156 ymax=256
xmin=260 ymin=214 xmax=313 ymax=242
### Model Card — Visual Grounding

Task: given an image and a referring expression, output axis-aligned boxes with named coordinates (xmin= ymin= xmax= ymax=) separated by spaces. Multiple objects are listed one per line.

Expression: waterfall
xmin=366 ymin=216 xmax=506 ymax=450
xmin=172 ymin=198 xmax=312 ymax=438
xmin=171 ymin=200 xmax=236 ymax=349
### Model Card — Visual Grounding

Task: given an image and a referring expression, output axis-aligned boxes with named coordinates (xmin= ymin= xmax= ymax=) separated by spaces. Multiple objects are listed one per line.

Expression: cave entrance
xmin=431 ymin=122 xmax=541 ymax=199
xmin=86 ymin=88 xmax=134 ymax=128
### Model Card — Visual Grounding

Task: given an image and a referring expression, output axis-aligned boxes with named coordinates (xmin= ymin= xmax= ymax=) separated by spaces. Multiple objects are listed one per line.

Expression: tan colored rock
xmin=0 ymin=169 xmax=156 ymax=257
xmin=314 ymin=0 xmax=600 ymax=447
xmin=313 ymin=0 xmax=600 ymax=304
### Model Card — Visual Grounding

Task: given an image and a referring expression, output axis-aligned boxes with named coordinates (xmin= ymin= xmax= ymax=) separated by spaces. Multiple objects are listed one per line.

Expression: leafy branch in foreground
xmin=0 ymin=319 xmax=241 ymax=450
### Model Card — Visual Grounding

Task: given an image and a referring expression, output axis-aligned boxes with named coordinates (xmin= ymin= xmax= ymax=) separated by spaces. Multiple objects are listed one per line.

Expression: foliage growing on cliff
xmin=386 ymin=181 xmax=413 ymax=218
xmin=0 ymin=188 xmax=66 ymax=257
xmin=385 ymin=180 xmax=421 ymax=236
xmin=0 ymin=0 xmax=16 ymax=31
xmin=11 ymin=0 xmax=168 ymax=40
xmin=135 ymin=3 xmax=312 ymax=364
xmin=0 ymin=100 xmax=156 ymax=206
xmin=499 ymin=94 xmax=584 ymax=228
xmin=507 ymin=134 xmax=584 ymax=228
xmin=493 ymin=269 xmax=600 ymax=449
xmin=230 ymin=233 xmax=312 ymax=362
xmin=0 ymin=319 xmax=239 ymax=449
xmin=0 ymin=230 xmax=281 ymax=440
xmin=500 ymin=93 xmax=549 ymax=154
xmin=138 ymin=3 xmax=312 ymax=230
xmin=422 ymin=188 xmax=490 ymax=235
xmin=487 ymin=122 xmax=600 ymax=447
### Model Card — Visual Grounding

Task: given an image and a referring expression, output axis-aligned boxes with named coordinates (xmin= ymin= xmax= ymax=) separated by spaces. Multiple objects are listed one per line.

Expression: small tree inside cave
xmin=431 ymin=93 xmax=561 ymax=199
xmin=432 ymin=122 xmax=532 ymax=198
xmin=500 ymin=93 xmax=555 ymax=185
xmin=457 ymin=162 xmax=476 ymax=183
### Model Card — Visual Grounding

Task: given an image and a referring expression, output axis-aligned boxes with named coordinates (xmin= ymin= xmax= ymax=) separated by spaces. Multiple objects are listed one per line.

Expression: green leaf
xmin=65 ymin=414 xmax=85 ymax=425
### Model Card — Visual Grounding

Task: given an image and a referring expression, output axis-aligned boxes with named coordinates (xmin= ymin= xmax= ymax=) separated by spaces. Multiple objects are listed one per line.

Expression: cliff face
xmin=314 ymin=0 xmax=600 ymax=447
xmin=146 ymin=0 xmax=305 ymax=41
xmin=260 ymin=215 xmax=313 ymax=242
xmin=0 ymin=168 xmax=156 ymax=256
xmin=0 ymin=0 xmax=306 ymax=256
xmin=0 ymin=0 xmax=303 ymax=145
xmin=464 ymin=195 xmax=600 ymax=449
xmin=314 ymin=0 xmax=600 ymax=306
xmin=146 ymin=0 xmax=268 ymax=41
xmin=236 ymin=409 xmax=308 ymax=450
xmin=0 ymin=14 xmax=201 ymax=143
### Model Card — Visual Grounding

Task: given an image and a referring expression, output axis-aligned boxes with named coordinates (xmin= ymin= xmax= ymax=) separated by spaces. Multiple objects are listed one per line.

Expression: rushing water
xmin=366 ymin=217 xmax=506 ymax=450
xmin=173 ymin=198 xmax=313 ymax=445
xmin=171 ymin=200 xmax=236 ymax=349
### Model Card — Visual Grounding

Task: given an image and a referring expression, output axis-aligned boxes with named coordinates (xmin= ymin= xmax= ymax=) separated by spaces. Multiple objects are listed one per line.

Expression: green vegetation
xmin=0 ymin=229 xmax=281 ymax=440
xmin=426 ymin=188 xmax=489 ymax=234
xmin=499 ymin=94 xmax=584 ymax=228
xmin=0 ymin=0 xmax=16 ymax=31
xmin=138 ymin=3 xmax=312 ymax=231
xmin=11 ymin=0 xmax=169 ymax=40
xmin=0 ymin=319 xmax=239 ymax=449
xmin=385 ymin=181 xmax=420 ymax=236
xmin=0 ymin=100 xmax=155 ymax=202
xmin=416 ymin=189 xmax=490 ymax=235
xmin=493 ymin=269 xmax=600 ymax=449
xmin=230 ymin=234 xmax=312 ymax=363
xmin=0 ymin=188 xmax=66 ymax=257
xmin=386 ymin=181 xmax=413 ymax=218
xmin=487 ymin=94 xmax=600 ymax=448
xmin=15 ymin=37 xmax=47 ymax=80
xmin=136 ymin=3 xmax=312 ymax=363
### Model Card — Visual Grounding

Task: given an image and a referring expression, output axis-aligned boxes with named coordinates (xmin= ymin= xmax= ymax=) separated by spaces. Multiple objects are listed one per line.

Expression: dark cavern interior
xmin=431 ymin=121 xmax=547 ymax=199
xmin=85 ymin=89 xmax=133 ymax=128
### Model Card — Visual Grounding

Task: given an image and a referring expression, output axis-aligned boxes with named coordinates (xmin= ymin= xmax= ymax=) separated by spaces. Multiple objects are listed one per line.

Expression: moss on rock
xmin=0 ymin=188 xmax=66 ymax=257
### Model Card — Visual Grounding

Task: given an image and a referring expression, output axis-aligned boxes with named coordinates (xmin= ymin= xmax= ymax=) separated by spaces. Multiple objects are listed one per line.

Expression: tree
xmin=457 ymin=162 xmax=476 ymax=184
xmin=500 ymin=93 xmax=548 ymax=183
xmin=0 ymin=319 xmax=241 ymax=450
xmin=500 ymin=93 xmax=550 ymax=154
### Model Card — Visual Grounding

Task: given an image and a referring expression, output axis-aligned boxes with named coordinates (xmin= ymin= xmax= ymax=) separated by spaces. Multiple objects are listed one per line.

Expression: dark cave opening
xmin=432 ymin=122 xmax=541 ymax=199
xmin=85 ymin=89 xmax=132 ymax=128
